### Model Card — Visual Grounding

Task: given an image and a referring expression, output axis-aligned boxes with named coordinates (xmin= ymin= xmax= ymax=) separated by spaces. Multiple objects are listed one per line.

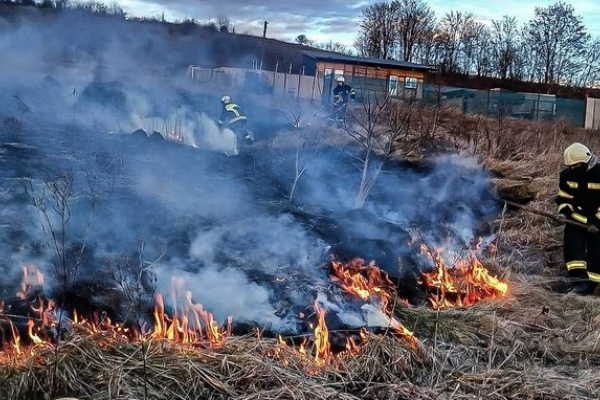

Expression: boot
xmin=568 ymin=281 xmax=598 ymax=296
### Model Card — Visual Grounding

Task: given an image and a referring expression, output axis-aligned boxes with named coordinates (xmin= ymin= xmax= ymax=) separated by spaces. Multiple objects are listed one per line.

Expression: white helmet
xmin=220 ymin=95 xmax=231 ymax=104
xmin=336 ymin=76 xmax=345 ymax=83
xmin=564 ymin=142 xmax=594 ymax=166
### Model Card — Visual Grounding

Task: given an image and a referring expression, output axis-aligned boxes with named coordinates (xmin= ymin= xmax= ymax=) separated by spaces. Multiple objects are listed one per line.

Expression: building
xmin=301 ymin=50 xmax=433 ymax=104
xmin=188 ymin=49 xmax=432 ymax=104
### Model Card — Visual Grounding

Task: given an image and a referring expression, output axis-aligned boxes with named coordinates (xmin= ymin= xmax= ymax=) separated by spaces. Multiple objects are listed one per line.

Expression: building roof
xmin=301 ymin=50 xmax=433 ymax=72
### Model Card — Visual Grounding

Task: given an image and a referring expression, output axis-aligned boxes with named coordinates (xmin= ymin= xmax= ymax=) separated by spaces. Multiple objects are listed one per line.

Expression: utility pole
xmin=263 ymin=21 xmax=268 ymax=38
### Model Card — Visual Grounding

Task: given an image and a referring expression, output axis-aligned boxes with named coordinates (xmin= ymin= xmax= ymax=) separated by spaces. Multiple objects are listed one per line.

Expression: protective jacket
xmin=333 ymin=84 xmax=355 ymax=104
xmin=219 ymin=103 xmax=247 ymax=126
xmin=555 ymin=163 xmax=600 ymax=225
xmin=555 ymin=163 xmax=600 ymax=285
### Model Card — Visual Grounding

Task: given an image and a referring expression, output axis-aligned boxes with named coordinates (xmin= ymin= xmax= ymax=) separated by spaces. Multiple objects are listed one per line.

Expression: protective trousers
xmin=564 ymin=224 xmax=600 ymax=284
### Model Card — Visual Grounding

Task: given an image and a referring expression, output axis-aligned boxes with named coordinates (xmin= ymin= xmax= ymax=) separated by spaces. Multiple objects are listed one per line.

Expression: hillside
xmin=0 ymin=3 xmax=324 ymax=74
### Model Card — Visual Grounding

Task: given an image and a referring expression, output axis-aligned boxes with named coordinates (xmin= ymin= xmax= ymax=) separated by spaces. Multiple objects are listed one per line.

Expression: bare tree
xmin=460 ymin=20 xmax=485 ymax=74
xmin=472 ymin=25 xmax=493 ymax=77
xmin=295 ymin=34 xmax=314 ymax=46
xmin=490 ymin=16 xmax=521 ymax=80
xmin=355 ymin=2 xmax=398 ymax=59
xmin=393 ymin=0 xmax=436 ymax=62
xmin=217 ymin=15 xmax=231 ymax=33
xmin=412 ymin=26 xmax=439 ymax=66
xmin=576 ymin=37 xmax=600 ymax=87
xmin=315 ymin=40 xmax=354 ymax=55
xmin=344 ymin=92 xmax=416 ymax=209
xmin=525 ymin=1 xmax=589 ymax=84
xmin=436 ymin=11 xmax=475 ymax=73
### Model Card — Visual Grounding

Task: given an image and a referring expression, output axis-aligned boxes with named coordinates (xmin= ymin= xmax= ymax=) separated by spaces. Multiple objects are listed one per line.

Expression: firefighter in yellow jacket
xmin=555 ymin=142 xmax=600 ymax=295
xmin=218 ymin=95 xmax=253 ymax=142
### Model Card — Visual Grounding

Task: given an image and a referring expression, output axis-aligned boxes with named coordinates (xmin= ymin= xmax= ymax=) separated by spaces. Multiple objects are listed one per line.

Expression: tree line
xmin=354 ymin=0 xmax=599 ymax=88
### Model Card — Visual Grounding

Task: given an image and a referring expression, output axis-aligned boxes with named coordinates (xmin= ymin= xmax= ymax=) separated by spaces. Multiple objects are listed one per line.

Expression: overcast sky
xmin=83 ymin=0 xmax=600 ymax=46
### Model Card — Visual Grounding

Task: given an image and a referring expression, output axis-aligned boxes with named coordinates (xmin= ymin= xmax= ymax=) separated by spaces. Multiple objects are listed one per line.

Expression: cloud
xmin=76 ymin=0 xmax=600 ymax=48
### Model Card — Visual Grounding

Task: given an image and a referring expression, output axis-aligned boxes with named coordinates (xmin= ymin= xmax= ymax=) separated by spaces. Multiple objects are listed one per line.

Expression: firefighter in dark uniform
xmin=218 ymin=95 xmax=253 ymax=142
xmin=331 ymin=76 xmax=355 ymax=124
xmin=555 ymin=142 xmax=600 ymax=295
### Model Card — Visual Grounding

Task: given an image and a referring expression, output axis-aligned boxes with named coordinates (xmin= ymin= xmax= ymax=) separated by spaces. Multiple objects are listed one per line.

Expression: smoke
xmin=155 ymin=264 xmax=288 ymax=329
xmin=182 ymin=113 xmax=238 ymax=154
xmin=0 ymin=5 xmax=500 ymax=336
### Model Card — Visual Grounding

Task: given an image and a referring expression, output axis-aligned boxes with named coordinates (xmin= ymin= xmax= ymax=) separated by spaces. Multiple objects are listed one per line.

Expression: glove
xmin=588 ymin=225 xmax=600 ymax=234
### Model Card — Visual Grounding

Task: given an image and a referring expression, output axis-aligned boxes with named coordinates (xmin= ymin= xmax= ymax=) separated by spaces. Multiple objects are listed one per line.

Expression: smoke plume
xmin=0 ymin=5 xmax=499 ymax=334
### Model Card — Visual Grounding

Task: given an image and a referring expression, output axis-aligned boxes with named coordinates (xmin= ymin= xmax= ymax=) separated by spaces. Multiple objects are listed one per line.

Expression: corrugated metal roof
xmin=301 ymin=50 xmax=433 ymax=71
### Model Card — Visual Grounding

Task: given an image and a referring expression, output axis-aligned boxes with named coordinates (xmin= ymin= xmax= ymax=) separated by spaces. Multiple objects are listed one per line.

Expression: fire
xmin=0 ymin=269 xmax=234 ymax=361
xmin=150 ymin=292 xmax=230 ymax=347
xmin=329 ymin=258 xmax=416 ymax=346
xmin=311 ymin=301 xmax=330 ymax=366
xmin=0 ymin=242 xmax=507 ymax=367
xmin=274 ymin=301 xmax=367 ymax=369
xmin=330 ymin=258 xmax=394 ymax=308
xmin=418 ymin=243 xmax=509 ymax=310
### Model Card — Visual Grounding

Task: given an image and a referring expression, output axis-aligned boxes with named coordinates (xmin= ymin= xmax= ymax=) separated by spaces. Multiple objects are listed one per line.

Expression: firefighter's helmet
xmin=564 ymin=142 xmax=594 ymax=166
xmin=220 ymin=95 xmax=231 ymax=104
xmin=336 ymin=76 xmax=345 ymax=83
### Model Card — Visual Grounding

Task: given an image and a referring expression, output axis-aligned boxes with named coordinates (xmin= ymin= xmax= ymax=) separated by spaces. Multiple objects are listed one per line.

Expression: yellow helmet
xmin=564 ymin=142 xmax=594 ymax=166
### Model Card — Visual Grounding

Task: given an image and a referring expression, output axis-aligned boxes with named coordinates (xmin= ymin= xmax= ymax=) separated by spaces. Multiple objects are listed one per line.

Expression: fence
xmin=189 ymin=66 xmax=595 ymax=129
xmin=188 ymin=66 xmax=323 ymax=103
xmin=586 ymin=97 xmax=600 ymax=130
xmin=422 ymin=84 xmax=586 ymax=127
xmin=189 ymin=65 xmax=422 ymax=106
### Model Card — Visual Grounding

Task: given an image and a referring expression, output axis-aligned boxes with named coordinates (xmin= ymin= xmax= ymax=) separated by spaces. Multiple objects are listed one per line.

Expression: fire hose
xmin=502 ymin=199 xmax=600 ymax=234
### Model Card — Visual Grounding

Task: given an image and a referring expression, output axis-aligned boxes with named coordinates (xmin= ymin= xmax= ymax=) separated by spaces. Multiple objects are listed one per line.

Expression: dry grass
xmin=4 ymin=110 xmax=600 ymax=400
xmin=4 ymin=279 xmax=600 ymax=400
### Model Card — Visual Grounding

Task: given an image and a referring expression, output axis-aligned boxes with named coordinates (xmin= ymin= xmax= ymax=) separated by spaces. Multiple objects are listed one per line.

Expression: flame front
xmin=330 ymin=258 xmax=394 ymax=308
xmin=419 ymin=243 xmax=509 ymax=310
xmin=329 ymin=258 xmax=416 ymax=346
xmin=1 ymin=245 xmax=508 ymax=368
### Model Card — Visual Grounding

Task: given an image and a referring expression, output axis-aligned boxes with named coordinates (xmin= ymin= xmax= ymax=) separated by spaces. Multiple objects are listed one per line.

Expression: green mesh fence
xmin=422 ymin=84 xmax=585 ymax=127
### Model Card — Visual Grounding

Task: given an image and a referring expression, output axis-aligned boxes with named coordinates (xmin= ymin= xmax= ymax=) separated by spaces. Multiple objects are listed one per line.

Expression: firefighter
xmin=555 ymin=142 xmax=600 ymax=295
xmin=331 ymin=76 xmax=355 ymax=124
xmin=218 ymin=95 xmax=253 ymax=142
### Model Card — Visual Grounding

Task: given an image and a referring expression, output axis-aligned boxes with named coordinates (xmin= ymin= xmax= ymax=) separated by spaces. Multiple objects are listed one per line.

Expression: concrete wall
xmin=188 ymin=66 xmax=323 ymax=103
xmin=585 ymin=97 xmax=600 ymax=130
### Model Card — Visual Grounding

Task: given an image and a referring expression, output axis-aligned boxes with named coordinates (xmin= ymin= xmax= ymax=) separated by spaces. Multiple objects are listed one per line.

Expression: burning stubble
xmin=0 ymin=6 xmax=507 ymax=369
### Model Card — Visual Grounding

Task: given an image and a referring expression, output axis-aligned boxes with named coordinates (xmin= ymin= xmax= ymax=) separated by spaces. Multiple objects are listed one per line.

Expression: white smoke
xmin=155 ymin=264 xmax=291 ymax=330
xmin=197 ymin=113 xmax=237 ymax=155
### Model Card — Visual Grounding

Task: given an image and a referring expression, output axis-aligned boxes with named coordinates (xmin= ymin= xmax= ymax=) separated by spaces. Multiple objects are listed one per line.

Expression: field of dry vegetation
xmin=3 ymin=104 xmax=600 ymax=400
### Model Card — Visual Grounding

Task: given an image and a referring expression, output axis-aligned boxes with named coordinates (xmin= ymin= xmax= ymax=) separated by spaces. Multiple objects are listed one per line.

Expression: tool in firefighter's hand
xmin=502 ymin=199 xmax=600 ymax=234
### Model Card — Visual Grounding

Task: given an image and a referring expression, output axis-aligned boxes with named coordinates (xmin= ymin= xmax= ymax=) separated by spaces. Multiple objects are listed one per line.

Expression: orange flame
xmin=311 ymin=301 xmax=330 ymax=366
xmin=330 ymin=258 xmax=395 ymax=308
xmin=419 ymin=244 xmax=508 ymax=310
xmin=274 ymin=301 xmax=368 ymax=369
xmin=150 ymin=285 xmax=230 ymax=348
xmin=329 ymin=258 xmax=416 ymax=345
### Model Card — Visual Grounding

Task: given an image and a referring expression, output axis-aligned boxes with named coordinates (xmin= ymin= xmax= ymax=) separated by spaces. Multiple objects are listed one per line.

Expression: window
xmin=388 ymin=76 xmax=398 ymax=96
xmin=324 ymin=68 xmax=332 ymax=77
xmin=405 ymin=77 xmax=418 ymax=90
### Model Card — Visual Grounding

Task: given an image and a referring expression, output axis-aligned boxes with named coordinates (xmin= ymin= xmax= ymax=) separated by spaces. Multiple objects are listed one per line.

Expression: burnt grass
xmin=4 ymin=103 xmax=600 ymax=399
xmin=0 ymin=114 xmax=498 ymax=326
